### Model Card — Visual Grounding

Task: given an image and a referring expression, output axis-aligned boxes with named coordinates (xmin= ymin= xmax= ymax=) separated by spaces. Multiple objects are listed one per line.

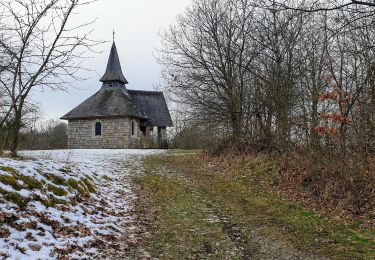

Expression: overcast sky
xmin=31 ymin=0 xmax=190 ymax=120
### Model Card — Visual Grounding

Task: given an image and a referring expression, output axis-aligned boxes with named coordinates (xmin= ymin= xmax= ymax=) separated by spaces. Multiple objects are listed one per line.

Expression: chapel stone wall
xmin=67 ymin=118 xmax=141 ymax=149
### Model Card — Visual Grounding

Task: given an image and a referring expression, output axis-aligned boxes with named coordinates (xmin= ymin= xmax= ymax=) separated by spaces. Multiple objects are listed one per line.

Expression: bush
xmin=279 ymin=150 xmax=375 ymax=220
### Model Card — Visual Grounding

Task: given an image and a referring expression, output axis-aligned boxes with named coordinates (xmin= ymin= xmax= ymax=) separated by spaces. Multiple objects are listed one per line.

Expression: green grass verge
xmin=133 ymin=173 xmax=240 ymax=258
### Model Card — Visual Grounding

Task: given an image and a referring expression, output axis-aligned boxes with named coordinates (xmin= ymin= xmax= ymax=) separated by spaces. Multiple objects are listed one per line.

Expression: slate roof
xmin=100 ymin=42 xmax=128 ymax=84
xmin=61 ymin=88 xmax=173 ymax=127
xmin=61 ymin=88 xmax=144 ymax=120
xmin=129 ymin=90 xmax=173 ymax=127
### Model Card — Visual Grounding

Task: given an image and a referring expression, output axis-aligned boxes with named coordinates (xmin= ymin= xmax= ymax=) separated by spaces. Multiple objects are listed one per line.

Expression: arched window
xmin=95 ymin=122 xmax=102 ymax=136
xmin=131 ymin=121 xmax=135 ymax=136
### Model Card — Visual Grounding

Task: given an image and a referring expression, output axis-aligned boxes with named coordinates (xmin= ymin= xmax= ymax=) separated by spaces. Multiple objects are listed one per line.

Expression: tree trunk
xmin=231 ymin=112 xmax=242 ymax=142
xmin=310 ymin=87 xmax=320 ymax=149
xmin=10 ymin=109 xmax=22 ymax=157
xmin=276 ymin=110 xmax=291 ymax=151
xmin=0 ymin=129 xmax=5 ymax=155
xmin=264 ymin=110 xmax=273 ymax=147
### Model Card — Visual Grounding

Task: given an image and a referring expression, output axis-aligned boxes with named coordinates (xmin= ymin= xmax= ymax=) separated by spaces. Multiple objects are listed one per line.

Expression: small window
xmin=131 ymin=121 xmax=135 ymax=136
xmin=95 ymin=122 xmax=102 ymax=136
xmin=107 ymin=83 xmax=112 ymax=88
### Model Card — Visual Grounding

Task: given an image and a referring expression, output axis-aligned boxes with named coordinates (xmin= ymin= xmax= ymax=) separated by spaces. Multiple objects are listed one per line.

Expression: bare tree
xmin=0 ymin=0 xmax=101 ymax=156
xmin=250 ymin=3 xmax=305 ymax=150
xmin=270 ymin=0 xmax=375 ymax=12
xmin=160 ymin=0 xmax=258 ymax=142
xmin=163 ymin=0 xmax=375 ymax=154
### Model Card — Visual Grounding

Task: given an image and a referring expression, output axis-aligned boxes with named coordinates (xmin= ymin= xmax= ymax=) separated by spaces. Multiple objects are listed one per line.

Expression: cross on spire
xmin=113 ymin=30 xmax=115 ymax=42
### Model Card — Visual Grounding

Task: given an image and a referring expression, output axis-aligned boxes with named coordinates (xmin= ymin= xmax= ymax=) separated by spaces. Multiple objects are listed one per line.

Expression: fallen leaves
xmin=29 ymin=244 xmax=41 ymax=252
xmin=0 ymin=228 xmax=10 ymax=238
xmin=26 ymin=232 xmax=37 ymax=241
xmin=39 ymin=215 xmax=60 ymax=230
xmin=0 ymin=211 xmax=17 ymax=223
xmin=18 ymin=221 xmax=38 ymax=231
xmin=55 ymin=225 xmax=92 ymax=237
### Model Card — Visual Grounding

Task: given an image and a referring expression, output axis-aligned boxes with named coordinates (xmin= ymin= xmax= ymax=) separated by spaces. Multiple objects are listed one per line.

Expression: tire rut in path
xmin=171 ymin=169 xmax=321 ymax=260
xmin=118 ymin=162 xmax=321 ymax=259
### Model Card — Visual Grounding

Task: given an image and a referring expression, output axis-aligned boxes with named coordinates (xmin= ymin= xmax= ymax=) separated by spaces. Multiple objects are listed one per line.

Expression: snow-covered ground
xmin=0 ymin=149 xmax=164 ymax=259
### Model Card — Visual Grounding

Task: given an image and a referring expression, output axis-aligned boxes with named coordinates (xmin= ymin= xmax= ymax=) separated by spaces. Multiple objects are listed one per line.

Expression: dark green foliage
xmin=59 ymin=166 xmax=72 ymax=173
xmin=48 ymin=195 xmax=68 ymax=206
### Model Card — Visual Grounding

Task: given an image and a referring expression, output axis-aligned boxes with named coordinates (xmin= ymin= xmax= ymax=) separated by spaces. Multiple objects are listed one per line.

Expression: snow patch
xmin=0 ymin=149 xmax=164 ymax=259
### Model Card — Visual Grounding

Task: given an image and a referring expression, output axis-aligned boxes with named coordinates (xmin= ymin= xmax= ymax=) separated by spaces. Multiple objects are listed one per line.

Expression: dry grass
xmin=278 ymin=150 xmax=375 ymax=226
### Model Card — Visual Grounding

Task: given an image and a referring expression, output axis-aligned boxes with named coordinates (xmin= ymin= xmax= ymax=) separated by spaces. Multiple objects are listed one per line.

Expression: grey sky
xmin=32 ymin=0 xmax=190 ymax=120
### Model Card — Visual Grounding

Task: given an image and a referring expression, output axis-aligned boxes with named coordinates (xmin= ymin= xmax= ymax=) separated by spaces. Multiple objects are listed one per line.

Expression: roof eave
xmin=99 ymin=76 xmax=128 ymax=84
xmin=60 ymin=114 xmax=148 ymax=121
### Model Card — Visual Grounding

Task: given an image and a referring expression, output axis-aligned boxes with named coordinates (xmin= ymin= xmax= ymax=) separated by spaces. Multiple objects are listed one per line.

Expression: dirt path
xmin=130 ymin=157 xmax=323 ymax=260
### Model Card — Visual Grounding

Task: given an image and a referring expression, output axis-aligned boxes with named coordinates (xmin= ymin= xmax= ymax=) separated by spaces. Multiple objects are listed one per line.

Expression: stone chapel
xmin=61 ymin=42 xmax=173 ymax=149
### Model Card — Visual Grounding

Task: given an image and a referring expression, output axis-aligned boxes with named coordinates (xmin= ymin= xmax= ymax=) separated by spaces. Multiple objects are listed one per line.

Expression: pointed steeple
xmin=100 ymin=42 xmax=128 ymax=84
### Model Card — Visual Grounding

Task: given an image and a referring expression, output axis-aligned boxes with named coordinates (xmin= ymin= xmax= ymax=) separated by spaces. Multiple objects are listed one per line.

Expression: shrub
xmin=0 ymin=166 xmax=18 ymax=175
xmin=279 ymin=150 xmax=375 ymax=220
xmin=102 ymin=175 xmax=113 ymax=181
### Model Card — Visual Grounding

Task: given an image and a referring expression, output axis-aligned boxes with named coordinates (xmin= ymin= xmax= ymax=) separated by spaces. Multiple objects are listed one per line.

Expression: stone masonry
xmin=140 ymin=126 xmax=153 ymax=149
xmin=68 ymin=118 xmax=142 ymax=149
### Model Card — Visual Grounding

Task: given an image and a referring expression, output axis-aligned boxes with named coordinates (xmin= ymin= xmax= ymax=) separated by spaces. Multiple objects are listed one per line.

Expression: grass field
xmin=132 ymin=151 xmax=375 ymax=259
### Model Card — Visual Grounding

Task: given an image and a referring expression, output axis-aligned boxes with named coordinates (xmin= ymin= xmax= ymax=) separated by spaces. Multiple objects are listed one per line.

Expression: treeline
xmin=161 ymin=0 xmax=375 ymax=154
xmin=0 ymin=118 xmax=68 ymax=151
xmin=18 ymin=120 xmax=68 ymax=151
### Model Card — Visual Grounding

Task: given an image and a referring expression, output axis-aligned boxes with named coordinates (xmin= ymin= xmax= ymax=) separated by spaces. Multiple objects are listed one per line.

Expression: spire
xmin=100 ymin=41 xmax=128 ymax=84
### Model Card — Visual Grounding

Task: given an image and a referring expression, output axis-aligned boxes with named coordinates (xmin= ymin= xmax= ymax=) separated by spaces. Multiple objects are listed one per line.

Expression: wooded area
xmin=161 ymin=0 xmax=375 ymax=155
